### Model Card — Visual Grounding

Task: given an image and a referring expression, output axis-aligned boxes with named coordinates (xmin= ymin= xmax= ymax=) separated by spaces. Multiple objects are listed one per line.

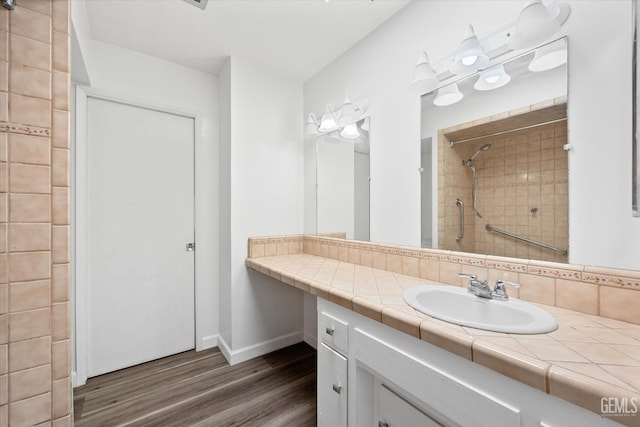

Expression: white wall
xmin=304 ymin=0 xmax=640 ymax=271
xmin=71 ymin=15 xmax=220 ymax=352
xmin=218 ymin=56 xmax=305 ymax=364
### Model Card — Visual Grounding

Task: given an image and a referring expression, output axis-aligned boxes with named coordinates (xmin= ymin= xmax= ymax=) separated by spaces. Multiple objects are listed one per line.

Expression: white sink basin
xmin=404 ymin=285 xmax=558 ymax=334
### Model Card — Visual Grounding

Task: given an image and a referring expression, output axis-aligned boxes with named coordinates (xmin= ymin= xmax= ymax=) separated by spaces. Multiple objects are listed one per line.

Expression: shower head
xmin=468 ymin=143 xmax=492 ymax=162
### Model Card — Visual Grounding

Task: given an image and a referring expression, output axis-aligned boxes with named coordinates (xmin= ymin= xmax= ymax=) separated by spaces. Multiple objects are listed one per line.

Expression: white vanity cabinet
xmin=316 ymin=298 xmax=621 ymax=427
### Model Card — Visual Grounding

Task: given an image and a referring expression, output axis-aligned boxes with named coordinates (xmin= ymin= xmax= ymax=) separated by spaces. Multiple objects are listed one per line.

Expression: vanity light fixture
xmin=338 ymin=95 xmax=357 ymax=127
xmin=305 ymin=113 xmax=321 ymax=137
xmin=508 ymin=0 xmax=571 ymax=50
xmin=433 ymin=83 xmax=464 ymax=106
xmin=528 ymin=37 xmax=567 ymax=72
xmin=449 ymin=25 xmax=490 ymax=75
xmin=340 ymin=123 xmax=360 ymax=139
xmin=474 ymin=64 xmax=511 ymax=91
xmin=318 ymin=104 xmax=340 ymax=133
xmin=410 ymin=51 xmax=439 ymax=95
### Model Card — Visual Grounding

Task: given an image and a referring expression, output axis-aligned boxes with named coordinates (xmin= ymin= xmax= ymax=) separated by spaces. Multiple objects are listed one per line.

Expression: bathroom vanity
xmin=246 ymin=234 xmax=640 ymax=427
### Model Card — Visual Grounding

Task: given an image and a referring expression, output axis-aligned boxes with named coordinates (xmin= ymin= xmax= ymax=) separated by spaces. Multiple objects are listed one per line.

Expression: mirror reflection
xmin=316 ymin=118 xmax=370 ymax=241
xmin=421 ymin=37 xmax=568 ymax=262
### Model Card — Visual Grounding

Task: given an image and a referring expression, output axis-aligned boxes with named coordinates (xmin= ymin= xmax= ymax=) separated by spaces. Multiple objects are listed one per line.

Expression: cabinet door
xmin=376 ymin=383 xmax=445 ymax=427
xmin=318 ymin=342 xmax=347 ymax=427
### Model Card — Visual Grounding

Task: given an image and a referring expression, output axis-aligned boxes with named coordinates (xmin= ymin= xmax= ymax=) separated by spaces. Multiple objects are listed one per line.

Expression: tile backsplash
xmin=0 ymin=1 xmax=72 ymax=425
xmin=248 ymin=234 xmax=640 ymax=326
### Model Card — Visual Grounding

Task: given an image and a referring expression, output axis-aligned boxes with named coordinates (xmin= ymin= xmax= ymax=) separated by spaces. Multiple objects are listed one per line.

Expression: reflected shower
xmin=462 ymin=143 xmax=492 ymax=218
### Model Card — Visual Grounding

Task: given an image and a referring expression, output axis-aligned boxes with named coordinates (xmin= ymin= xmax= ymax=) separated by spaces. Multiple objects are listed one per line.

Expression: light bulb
xmin=461 ymin=55 xmax=478 ymax=66
xmin=485 ymin=75 xmax=501 ymax=84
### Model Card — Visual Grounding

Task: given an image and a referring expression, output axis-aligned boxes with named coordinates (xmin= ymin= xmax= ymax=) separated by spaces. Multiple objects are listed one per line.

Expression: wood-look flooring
xmin=73 ymin=342 xmax=317 ymax=427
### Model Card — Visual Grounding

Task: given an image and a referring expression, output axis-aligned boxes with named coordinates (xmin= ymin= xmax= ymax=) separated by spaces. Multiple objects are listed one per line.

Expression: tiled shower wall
xmin=439 ymin=120 xmax=568 ymax=263
xmin=0 ymin=1 xmax=72 ymax=425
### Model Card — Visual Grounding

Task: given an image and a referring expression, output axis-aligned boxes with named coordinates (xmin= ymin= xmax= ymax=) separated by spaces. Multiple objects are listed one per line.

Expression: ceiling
xmin=84 ymin=0 xmax=411 ymax=81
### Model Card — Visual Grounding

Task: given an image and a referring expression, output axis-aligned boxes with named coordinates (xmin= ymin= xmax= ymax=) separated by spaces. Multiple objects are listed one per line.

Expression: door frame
xmin=73 ymin=86 xmax=202 ymax=386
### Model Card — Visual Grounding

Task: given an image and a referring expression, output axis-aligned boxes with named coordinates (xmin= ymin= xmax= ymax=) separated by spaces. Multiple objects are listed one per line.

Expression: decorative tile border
xmin=0 ymin=121 xmax=50 ymax=137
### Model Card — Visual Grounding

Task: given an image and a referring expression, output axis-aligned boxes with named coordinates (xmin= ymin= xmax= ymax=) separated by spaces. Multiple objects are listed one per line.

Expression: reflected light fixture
xmin=509 ymin=0 xmax=571 ymax=50
xmin=528 ymin=38 xmax=567 ymax=72
xmin=410 ymin=51 xmax=439 ymax=94
xmin=474 ymin=64 xmax=511 ymax=91
xmin=305 ymin=113 xmax=320 ymax=137
xmin=433 ymin=83 xmax=464 ymax=106
xmin=318 ymin=104 xmax=339 ymax=133
xmin=340 ymin=123 xmax=360 ymax=139
xmin=449 ymin=25 xmax=489 ymax=75
xmin=338 ymin=95 xmax=357 ymax=127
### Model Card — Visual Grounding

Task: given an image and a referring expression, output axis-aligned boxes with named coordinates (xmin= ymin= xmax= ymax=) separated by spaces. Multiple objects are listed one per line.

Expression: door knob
xmin=186 ymin=243 xmax=195 ymax=252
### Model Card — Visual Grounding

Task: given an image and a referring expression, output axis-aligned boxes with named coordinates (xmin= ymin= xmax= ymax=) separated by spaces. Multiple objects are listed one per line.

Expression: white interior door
xmin=86 ymin=97 xmax=195 ymax=377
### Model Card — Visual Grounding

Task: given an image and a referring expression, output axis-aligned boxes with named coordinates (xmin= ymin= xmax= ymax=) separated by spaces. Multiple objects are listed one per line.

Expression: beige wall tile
xmin=0 ymin=315 xmax=5 ymax=344
xmin=18 ymin=0 xmax=52 ymax=15
xmin=0 ymin=286 xmax=5 ymax=314
xmin=52 ymin=0 xmax=70 ymax=35
xmin=9 ymin=280 xmax=50 ymax=312
xmin=52 ymin=71 xmax=68 ymax=110
xmin=0 ymin=30 xmax=7 ymax=62
xmin=52 ymin=377 xmax=69 ymax=419
xmin=51 ymin=187 xmax=69 ymax=225
xmin=9 ymin=6 xmax=51 ymax=44
xmin=51 ymin=263 xmax=68 ymax=303
xmin=52 ymin=226 xmax=69 ymax=264
xmin=8 ymin=224 xmax=50 ymax=252
xmin=9 ymin=34 xmax=51 ymax=71
xmin=9 ymin=94 xmax=51 ymax=128
xmin=0 ymin=344 xmax=6 ymax=375
xmin=0 ymin=163 xmax=6 ymax=193
xmin=8 ymin=391 xmax=50 ymax=427
xmin=0 ymin=92 xmax=6 ymax=122
xmin=52 ymin=31 xmax=68 ymax=72
xmin=419 ymin=258 xmax=439 ymax=281
xmin=600 ymin=286 xmax=640 ymax=325
xmin=439 ymin=261 xmax=461 ymax=285
xmin=387 ymin=254 xmax=402 ymax=274
xmin=9 ymin=64 xmax=50 ymax=100
xmin=371 ymin=251 xmax=386 ymax=270
xmin=359 ymin=250 xmax=372 ymax=267
xmin=52 ymin=302 xmax=69 ymax=341
xmin=9 ymin=364 xmax=50 ymax=402
xmin=9 ymin=194 xmax=51 ymax=222
xmin=0 ymin=225 xmax=4 ymax=253
xmin=0 ymin=133 xmax=6 ymax=162
xmin=0 ymin=194 xmax=4 ymax=224
xmin=0 ymin=375 xmax=5 ymax=405
xmin=0 ymin=254 xmax=6 ymax=284
xmin=9 ymin=252 xmax=50 ymax=282
xmin=9 ymin=164 xmax=50 ymax=194
xmin=518 ymin=273 xmax=555 ymax=305
xmin=51 ymin=109 xmax=68 ymax=148
xmin=51 ymin=340 xmax=68 ymax=381
xmin=555 ymin=279 xmax=598 ymax=315
xmin=52 ymin=414 xmax=71 ymax=427
xmin=9 ymin=134 xmax=50 ymax=165
xmin=9 ymin=308 xmax=51 ymax=341
xmin=8 ymin=336 xmax=50 ymax=372
xmin=0 ymin=404 xmax=6 ymax=427
xmin=401 ymin=256 xmax=419 ymax=277
xmin=51 ymin=148 xmax=68 ymax=187
xmin=0 ymin=60 xmax=6 ymax=92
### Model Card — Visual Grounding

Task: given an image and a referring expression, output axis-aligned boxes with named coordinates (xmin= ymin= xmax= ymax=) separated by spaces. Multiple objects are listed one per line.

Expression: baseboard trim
xmin=218 ymin=331 xmax=304 ymax=365
xmin=199 ymin=334 xmax=218 ymax=351
xmin=303 ymin=332 xmax=317 ymax=350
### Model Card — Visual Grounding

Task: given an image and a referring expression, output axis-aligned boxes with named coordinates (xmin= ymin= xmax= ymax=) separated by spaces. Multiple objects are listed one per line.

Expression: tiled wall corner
xmin=0 ymin=0 xmax=71 ymax=425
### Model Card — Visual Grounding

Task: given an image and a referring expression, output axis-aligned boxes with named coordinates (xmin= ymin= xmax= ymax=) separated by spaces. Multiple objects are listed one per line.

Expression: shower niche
xmin=438 ymin=101 xmax=568 ymax=263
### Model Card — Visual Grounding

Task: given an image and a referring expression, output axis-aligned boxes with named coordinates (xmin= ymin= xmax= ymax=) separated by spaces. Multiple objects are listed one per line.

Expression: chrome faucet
xmin=458 ymin=273 xmax=520 ymax=300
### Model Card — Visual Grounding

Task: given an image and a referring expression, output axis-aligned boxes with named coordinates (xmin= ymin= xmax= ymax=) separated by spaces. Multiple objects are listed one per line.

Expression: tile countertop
xmin=246 ymin=253 xmax=640 ymax=426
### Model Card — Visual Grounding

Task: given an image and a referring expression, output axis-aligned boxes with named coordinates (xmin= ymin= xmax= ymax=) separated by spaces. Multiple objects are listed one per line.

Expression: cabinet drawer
xmin=318 ymin=342 xmax=348 ymax=427
xmin=377 ymin=383 xmax=445 ymax=427
xmin=319 ymin=310 xmax=348 ymax=354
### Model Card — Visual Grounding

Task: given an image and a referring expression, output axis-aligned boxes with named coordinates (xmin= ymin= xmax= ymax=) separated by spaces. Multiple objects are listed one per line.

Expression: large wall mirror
xmin=421 ymin=37 xmax=568 ymax=263
xmin=315 ymin=118 xmax=371 ymax=240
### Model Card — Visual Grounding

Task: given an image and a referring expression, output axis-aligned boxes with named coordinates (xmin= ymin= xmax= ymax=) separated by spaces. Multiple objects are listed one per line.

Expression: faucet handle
xmin=491 ymin=279 xmax=520 ymax=300
xmin=458 ymin=273 xmax=477 ymax=280
xmin=459 ymin=273 xmax=478 ymax=293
